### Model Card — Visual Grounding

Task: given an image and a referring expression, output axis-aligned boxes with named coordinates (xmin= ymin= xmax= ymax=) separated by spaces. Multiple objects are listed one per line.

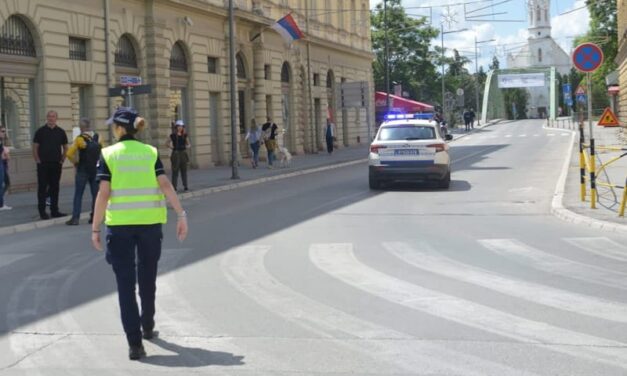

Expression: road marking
xmin=533 ymin=134 xmax=540 ymax=137
xmin=221 ymin=245 xmax=530 ymax=375
xmin=310 ymin=243 xmax=627 ymax=369
xmin=478 ymin=239 xmax=627 ymax=290
xmin=564 ymin=237 xmax=627 ymax=262
xmin=518 ymin=134 xmax=527 ymax=137
xmin=547 ymin=133 xmax=556 ymax=137
xmin=0 ymin=253 xmax=33 ymax=269
xmin=384 ymin=241 xmax=627 ymax=323
xmin=505 ymin=135 xmax=513 ymax=138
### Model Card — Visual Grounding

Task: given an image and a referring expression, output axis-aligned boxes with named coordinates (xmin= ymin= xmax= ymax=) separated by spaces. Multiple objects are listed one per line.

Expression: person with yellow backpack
xmin=91 ymin=107 xmax=188 ymax=360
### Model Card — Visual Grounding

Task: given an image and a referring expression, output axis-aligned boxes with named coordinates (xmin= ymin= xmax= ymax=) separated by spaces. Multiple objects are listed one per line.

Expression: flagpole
xmin=305 ymin=0 xmax=316 ymax=153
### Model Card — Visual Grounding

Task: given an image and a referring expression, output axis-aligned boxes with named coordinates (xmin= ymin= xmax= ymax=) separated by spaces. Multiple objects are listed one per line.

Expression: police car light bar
xmin=384 ymin=113 xmax=433 ymax=120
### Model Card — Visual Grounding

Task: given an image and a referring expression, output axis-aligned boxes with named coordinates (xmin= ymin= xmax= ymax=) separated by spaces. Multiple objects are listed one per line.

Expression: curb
xmin=0 ymin=158 xmax=366 ymax=237
xmin=547 ymin=122 xmax=627 ymax=234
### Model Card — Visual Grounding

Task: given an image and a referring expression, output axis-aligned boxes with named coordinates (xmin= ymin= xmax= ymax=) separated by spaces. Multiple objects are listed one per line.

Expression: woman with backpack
xmin=66 ymin=118 xmax=101 ymax=225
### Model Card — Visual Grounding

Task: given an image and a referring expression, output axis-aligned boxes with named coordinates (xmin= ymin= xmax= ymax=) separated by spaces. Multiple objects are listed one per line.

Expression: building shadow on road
xmin=140 ymin=335 xmax=245 ymax=368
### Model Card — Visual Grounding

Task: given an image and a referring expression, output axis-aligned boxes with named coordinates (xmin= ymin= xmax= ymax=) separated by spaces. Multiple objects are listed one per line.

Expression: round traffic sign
xmin=456 ymin=88 xmax=464 ymax=96
xmin=572 ymin=43 xmax=604 ymax=73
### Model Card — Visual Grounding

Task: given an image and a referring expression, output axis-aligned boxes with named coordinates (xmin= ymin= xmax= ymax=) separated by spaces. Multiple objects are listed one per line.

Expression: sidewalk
xmin=550 ymin=118 xmax=627 ymax=232
xmin=0 ymin=120 xmax=497 ymax=234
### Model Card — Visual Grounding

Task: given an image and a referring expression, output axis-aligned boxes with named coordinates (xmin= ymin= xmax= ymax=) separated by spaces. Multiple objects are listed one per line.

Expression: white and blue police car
xmin=369 ymin=113 xmax=453 ymax=189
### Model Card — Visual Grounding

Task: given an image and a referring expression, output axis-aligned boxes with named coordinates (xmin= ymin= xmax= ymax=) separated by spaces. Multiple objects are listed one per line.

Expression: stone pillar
xmin=252 ymin=39 xmax=267 ymax=125
xmin=144 ymin=0 xmax=171 ymax=155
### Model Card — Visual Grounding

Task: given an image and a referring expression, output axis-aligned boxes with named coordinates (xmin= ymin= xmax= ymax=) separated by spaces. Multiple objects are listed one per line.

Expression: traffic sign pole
xmin=587 ymin=72 xmax=596 ymax=209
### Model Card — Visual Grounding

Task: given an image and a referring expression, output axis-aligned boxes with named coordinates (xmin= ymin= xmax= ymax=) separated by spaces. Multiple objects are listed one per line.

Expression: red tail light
xmin=370 ymin=145 xmax=387 ymax=154
xmin=427 ymin=143 xmax=448 ymax=152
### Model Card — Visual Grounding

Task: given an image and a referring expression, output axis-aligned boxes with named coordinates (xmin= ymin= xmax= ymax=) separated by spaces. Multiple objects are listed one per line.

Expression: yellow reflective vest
xmin=102 ymin=140 xmax=167 ymax=226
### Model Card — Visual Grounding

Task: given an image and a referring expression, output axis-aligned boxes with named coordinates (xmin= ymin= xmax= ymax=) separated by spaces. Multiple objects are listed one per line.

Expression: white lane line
xmin=533 ymin=134 xmax=540 ymax=137
xmin=518 ymin=134 xmax=527 ymax=137
xmin=0 ymin=254 xmax=33 ymax=269
xmin=221 ymin=245 xmax=535 ymax=376
xmin=548 ymin=133 xmax=556 ymax=137
xmin=505 ymin=135 xmax=513 ymax=138
xmin=384 ymin=241 xmax=627 ymax=323
xmin=310 ymin=243 xmax=627 ymax=369
xmin=561 ymin=133 xmax=570 ymax=136
xmin=564 ymin=238 xmax=627 ymax=262
xmin=479 ymin=239 xmax=627 ymax=290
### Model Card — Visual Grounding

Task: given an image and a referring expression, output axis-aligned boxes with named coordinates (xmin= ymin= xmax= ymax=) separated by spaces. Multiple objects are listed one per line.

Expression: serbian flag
xmin=271 ymin=14 xmax=305 ymax=44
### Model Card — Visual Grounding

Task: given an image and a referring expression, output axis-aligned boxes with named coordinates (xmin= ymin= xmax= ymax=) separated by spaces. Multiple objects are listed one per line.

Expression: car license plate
xmin=394 ymin=149 xmax=419 ymax=156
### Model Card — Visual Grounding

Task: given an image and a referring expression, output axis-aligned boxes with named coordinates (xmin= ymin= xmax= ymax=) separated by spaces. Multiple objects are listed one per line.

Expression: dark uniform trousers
xmin=106 ymin=224 xmax=162 ymax=346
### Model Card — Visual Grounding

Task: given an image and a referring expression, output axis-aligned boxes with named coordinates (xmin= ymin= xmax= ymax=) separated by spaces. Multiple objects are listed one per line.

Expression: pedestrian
xmin=262 ymin=117 xmax=278 ymax=169
xmin=0 ymin=126 xmax=10 ymax=211
xmin=325 ymin=118 xmax=335 ymax=154
xmin=167 ymin=120 xmax=190 ymax=191
xmin=91 ymin=107 xmax=188 ymax=360
xmin=469 ymin=108 xmax=476 ymax=129
xmin=32 ymin=110 xmax=68 ymax=219
xmin=463 ymin=108 xmax=472 ymax=132
xmin=65 ymin=118 xmax=102 ymax=225
xmin=245 ymin=118 xmax=262 ymax=168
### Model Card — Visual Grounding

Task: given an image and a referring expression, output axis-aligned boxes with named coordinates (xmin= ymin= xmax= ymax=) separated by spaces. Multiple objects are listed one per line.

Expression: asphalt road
xmin=1 ymin=119 xmax=627 ymax=375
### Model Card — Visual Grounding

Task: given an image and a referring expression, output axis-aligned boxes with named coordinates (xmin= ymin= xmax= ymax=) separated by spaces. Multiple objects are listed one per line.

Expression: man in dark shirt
xmin=261 ymin=117 xmax=278 ymax=168
xmin=32 ymin=110 xmax=69 ymax=219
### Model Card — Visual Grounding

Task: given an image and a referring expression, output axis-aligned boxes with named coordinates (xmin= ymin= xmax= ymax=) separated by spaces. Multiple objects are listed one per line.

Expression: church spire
xmin=528 ymin=0 xmax=551 ymax=39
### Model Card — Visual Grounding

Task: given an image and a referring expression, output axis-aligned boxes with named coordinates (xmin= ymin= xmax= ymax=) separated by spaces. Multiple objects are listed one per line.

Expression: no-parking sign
xmin=572 ymin=43 xmax=603 ymax=73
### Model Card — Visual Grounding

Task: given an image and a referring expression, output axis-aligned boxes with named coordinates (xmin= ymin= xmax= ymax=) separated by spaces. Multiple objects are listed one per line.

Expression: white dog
xmin=277 ymin=146 xmax=292 ymax=168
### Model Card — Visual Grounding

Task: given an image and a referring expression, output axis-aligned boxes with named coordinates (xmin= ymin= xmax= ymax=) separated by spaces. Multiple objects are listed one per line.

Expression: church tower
xmin=528 ymin=0 xmax=551 ymax=39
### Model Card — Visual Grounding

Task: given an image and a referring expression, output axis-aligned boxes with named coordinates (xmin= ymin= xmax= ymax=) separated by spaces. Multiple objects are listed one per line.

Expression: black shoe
xmin=184 ymin=187 xmax=189 ymax=192
xmin=40 ymin=213 xmax=50 ymax=220
xmin=51 ymin=212 xmax=67 ymax=218
xmin=128 ymin=344 xmax=146 ymax=360
xmin=65 ymin=218 xmax=79 ymax=225
xmin=142 ymin=328 xmax=156 ymax=340
xmin=88 ymin=215 xmax=93 ymax=224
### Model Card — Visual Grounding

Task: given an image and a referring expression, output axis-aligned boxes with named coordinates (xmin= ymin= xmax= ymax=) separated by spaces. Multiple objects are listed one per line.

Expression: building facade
xmin=617 ymin=0 xmax=627 ymax=125
xmin=0 ymin=0 xmax=374 ymax=190
xmin=507 ymin=0 xmax=571 ymax=118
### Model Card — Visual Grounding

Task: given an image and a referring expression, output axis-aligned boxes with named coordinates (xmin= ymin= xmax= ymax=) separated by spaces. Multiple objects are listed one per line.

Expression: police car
xmin=369 ymin=113 xmax=453 ymax=189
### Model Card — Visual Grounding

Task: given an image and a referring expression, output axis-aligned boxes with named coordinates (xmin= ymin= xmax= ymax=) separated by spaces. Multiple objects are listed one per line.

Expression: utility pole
xmin=228 ymin=0 xmax=239 ymax=179
xmin=384 ymin=0 xmax=390 ymax=110
xmin=440 ymin=25 xmax=467 ymax=122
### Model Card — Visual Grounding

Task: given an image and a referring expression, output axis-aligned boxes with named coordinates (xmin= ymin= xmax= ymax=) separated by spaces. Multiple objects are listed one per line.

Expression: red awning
xmin=375 ymin=91 xmax=434 ymax=113
xmin=608 ymin=86 xmax=619 ymax=95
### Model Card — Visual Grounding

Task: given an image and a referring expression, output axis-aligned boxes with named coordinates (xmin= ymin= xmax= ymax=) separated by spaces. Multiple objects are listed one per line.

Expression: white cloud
xmin=551 ymin=0 xmax=590 ymax=53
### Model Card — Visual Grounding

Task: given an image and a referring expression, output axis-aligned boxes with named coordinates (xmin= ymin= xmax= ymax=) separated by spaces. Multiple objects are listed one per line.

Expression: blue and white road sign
xmin=576 ymin=93 xmax=587 ymax=103
xmin=562 ymin=84 xmax=571 ymax=94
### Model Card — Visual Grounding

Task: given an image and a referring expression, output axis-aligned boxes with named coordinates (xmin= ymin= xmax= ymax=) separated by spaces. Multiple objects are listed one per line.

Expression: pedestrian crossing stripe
xmin=597 ymin=107 xmax=620 ymax=127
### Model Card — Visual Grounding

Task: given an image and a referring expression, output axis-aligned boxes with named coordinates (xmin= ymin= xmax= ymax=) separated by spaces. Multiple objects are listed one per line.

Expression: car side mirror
xmin=445 ymin=134 xmax=453 ymax=141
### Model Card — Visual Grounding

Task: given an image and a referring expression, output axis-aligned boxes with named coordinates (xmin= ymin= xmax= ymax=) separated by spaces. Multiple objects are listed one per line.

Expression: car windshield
xmin=378 ymin=126 xmax=435 ymax=141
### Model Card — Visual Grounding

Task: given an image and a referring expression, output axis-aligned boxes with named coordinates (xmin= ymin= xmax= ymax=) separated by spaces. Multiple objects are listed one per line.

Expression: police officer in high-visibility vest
xmin=91 ymin=107 xmax=188 ymax=360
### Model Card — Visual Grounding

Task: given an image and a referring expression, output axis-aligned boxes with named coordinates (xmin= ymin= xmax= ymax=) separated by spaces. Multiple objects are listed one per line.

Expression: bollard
xmin=579 ymin=122 xmax=586 ymax=201
xmin=620 ymin=178 xmax=626 ymax=217
xmin=590 ymin=138 xmax=597 ymax=209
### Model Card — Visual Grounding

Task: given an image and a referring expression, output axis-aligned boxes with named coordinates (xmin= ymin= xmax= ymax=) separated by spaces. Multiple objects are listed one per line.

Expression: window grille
xmin=281 ymin=63 xmax=290 ymax=83
xmin=69 ymin=37 xmax=87 ymax=61
xmin=236 ymin=54 xmax=246 ymax=79
xmin=0 ymin=16 xmax=36 ymax=57
xmin=170 ymin=42 xmax=187 ymax=71
xmin=115 ymin=35 xmax=137 ymax=68
xmin=207 ymin=57 xmax=218 ymax=74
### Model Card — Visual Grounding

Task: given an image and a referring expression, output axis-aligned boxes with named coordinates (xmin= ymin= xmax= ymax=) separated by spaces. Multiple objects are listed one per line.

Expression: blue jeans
xmin=106 ymin=224 xmax=162 ymax=346
xmin=71 ymin=170 xmax=98 ymax=220
xmin=250 ymin=141 xmax=260 ymax=165
xmin=0 ymin=162 xmax=5 ymax=208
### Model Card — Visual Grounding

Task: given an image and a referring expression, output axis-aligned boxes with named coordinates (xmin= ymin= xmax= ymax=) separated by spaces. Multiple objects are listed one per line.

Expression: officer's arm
xmin=157 ymin=175 xmax=184 ymax=216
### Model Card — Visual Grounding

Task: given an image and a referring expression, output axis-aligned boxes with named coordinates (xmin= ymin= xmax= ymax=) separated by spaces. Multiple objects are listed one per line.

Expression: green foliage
xmin=371 ymin=0 xmax=440 ymax=103
xmin=503 ymin=88 xmax=529 ymax=120
xmin=488 ymin=56 xmax=500 ymax=71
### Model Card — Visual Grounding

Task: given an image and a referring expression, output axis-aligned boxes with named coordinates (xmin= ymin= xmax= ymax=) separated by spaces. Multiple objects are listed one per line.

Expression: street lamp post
xmin=474 ymin=35 xmax=495 ymax=126
xmin=440 ymin=25 xmax=467 ymax=123
xmin=384 ymin=0 xmax=390 ymax=110
xmin=228 ymin=0 xmax=239 ymax=179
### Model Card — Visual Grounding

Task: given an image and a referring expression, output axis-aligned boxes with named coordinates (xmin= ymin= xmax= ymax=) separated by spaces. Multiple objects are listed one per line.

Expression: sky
xmin=370 ymin=0 xmax=590 ymax=73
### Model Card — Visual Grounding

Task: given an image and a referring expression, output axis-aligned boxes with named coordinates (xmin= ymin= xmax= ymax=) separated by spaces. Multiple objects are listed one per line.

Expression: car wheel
xmin=438 ymin=171 xmax=451 ymax=189
xmin=369 ymin=175 xmax=381 ymax=190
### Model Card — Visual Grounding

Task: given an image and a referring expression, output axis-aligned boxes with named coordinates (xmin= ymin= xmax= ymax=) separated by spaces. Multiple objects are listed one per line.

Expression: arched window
xmin=236 ymin=53 xmax=246 ymax=79
xmin=538 ymin=48 xmax=542 ymax=63
xmin=170 ymin=41 xmax=187 ymax=72
xmin=115 ymin=35 xmax=137 ymax=68
xmin=281 ymin=62 xmax=290 ymax=83
xmin=0 ymin=16 xmax=36 ymax=57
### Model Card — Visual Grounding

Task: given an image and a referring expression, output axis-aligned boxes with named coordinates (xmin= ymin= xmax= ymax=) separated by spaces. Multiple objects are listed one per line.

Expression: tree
xmin=371 ymin=0 xmax=439 ymax=103
xmin=504 ymin=89 xmax=530 ymax=120
xmin=488 ymin=55 xmax=500 ymax=71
